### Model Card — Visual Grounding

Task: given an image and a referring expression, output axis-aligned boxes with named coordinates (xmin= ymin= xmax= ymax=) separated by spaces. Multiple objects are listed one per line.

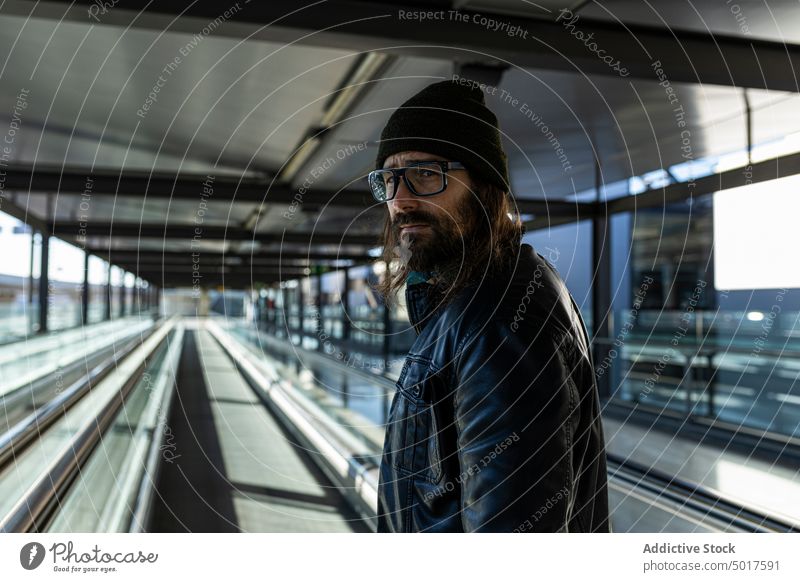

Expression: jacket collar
xmin=405 ymin=271 xmax=437 ymax=335
xmin=403 ymin=245 xmax=537 ymax=335
xmin=406 ymin=270 xmax=435 ymax=286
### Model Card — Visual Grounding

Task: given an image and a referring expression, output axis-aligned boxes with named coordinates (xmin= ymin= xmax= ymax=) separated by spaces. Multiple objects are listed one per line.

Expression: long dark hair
xmin=375 ymin=177 xmax=524 ymax=307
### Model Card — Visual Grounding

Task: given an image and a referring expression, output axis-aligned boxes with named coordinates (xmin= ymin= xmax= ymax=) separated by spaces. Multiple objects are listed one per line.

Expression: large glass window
xmin=347 ymin=264 xmax=385 ymax=352
xmin=273 ymin=285 xmax=287 ymax=339
xmin=523 ymin=220 xmax=593 ymax=333
xmin=301 ymin=276 xmax=319 ymax=350
xmin=282 ymin=280 xmax=301 ymax=343
xmin=109 ymin=266 xmax=123 ymax=319
xmin=123 ymin=272 xmax=135 ymax=317
xmin=48 ymin=238 xmax=85 ymax=332
xmin=607 ymin=185 xmax=800 ymax=438
xmin=387 ymin=278 xmax=413 ymax=359
xmin=320 ymin=270 xmax=346 ymax=340
xmin=713 ymin=174 xmax=800 ymax=290
xmin=208 ymin=288 xmax=246 ymax=317
xmin=0 ymin=213 xmax=36 ymax=341
xmin=253 ymin=286 xmax=275 ymax=333
xmin=87 ymin=256 xmax=108 ymax=324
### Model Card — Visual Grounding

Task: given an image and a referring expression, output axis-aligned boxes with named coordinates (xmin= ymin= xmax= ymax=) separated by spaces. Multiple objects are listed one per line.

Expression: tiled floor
xmin=604 ymin=416 xmax=800 ymax=527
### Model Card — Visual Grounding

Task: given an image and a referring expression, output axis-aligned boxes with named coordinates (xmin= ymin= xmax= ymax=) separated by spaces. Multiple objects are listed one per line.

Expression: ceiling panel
xmin=497 ymin=66 xmax=797 ymax=199
xmin=0 ymin=13 xmax=356 ymax=173
xmin=38 ymin=194 xmax=257 ymax=225
xmin=292 ymin=56 xmax=455 ymax=192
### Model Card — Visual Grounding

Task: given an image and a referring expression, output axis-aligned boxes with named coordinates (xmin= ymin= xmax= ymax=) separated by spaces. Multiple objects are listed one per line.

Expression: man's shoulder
xmin=416 ymin=246 xmax=585 ymax=368
xmin=444 ymin=245 xmax=572 ymax=327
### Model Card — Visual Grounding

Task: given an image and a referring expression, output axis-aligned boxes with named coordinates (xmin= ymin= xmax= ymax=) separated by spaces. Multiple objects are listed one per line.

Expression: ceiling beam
xmin=525 ymin=212 xmax=588 ymax=232
xmin=607 ymin=151 xmax=800 ymax=214
xmin=6 ymin=164 xmax=589 ymax=216
xmin=129 ymin=266 xmax=353 ymax=287
xmin=3 ymin=165 xmax=371 ymax=207
xmin=89 ymin=249 xmax=370 ymax=263
xmin=144 ymin=278 xmax=297 ymax=288
xmin=50 ymin=221 xmax=379 ymax=246
xmin=525 ymin=151 xmax=800 ymax=232
xmin=12 ymin=0 xmax=800 ymax=91
xmin=116 ymin=260 xmax=351 ymax=272
xmin=125 ymin=267 xmax=311 ymax=276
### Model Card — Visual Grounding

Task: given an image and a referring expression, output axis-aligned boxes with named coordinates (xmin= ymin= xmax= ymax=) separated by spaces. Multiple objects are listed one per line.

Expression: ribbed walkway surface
xmin=150 ymin=326 xmax=369 ymax=532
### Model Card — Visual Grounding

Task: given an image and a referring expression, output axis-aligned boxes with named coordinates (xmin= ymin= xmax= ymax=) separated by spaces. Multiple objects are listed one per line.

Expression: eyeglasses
xmin=368 ymin=160 xmax=467 ymax=202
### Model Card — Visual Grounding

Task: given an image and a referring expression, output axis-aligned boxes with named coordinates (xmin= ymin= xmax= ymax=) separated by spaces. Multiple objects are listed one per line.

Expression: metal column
xmin=315 ymin=274 xmax=323 ymax=351
xmin=38 ymin=232 xmax=50 ymax=334
xmin=119 ymin=275 xmax=127 ymax=317
xmin=81 ymin=252 xmax=90 ymax=325
xmin=342 ymin=268 xmax=351 ymax=342
xmin=296 ymin=281 xmax=304 ymax=347
xmin=105 ymin=265 xmax=112 ymax=321
xmin=382 ymin=261 xmax=391 ymax=366
xmin=592 ymin=159 xmax=613 ymax=399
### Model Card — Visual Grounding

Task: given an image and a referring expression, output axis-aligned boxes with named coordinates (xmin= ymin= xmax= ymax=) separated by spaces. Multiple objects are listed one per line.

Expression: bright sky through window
xmin=714 ymin=174 xmax=800 ymax=290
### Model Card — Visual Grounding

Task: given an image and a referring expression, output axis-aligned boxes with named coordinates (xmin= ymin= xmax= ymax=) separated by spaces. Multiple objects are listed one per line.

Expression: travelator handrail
xmin=0 ymin=319 xmax=158 ymax=433
xmin=597 ymin=332 xmax=800 ymax=457
xmin=0 ymin=317 xmax=177 ymax=532
xmin=223 ymin=322 xmax=394 ymax=452
xmin=107 ymin=325 xmax=185 ymax=532
xmin=0 ymin=319 xmax=162 ymax=468
xmin=234 ymin=323 xmax=398 ymax=391
xmin=206 ymin=320 xmax=385 ymax=531
xmin=592 ymin=335 xmax=800 ymax=360
xmin=0 ymin=315 xmax=156 ymax=368
xmin=606 ymin=453 xmax=800 ymax=533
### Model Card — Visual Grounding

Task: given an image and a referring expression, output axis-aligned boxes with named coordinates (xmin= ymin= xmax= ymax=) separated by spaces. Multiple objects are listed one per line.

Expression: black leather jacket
xmin=377 ymin=244 xmax=610 ymax=532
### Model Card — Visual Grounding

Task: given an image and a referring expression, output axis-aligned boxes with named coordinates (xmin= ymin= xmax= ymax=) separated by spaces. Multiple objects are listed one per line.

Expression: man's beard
xmin=391 ymin=204 xmax=476 ymax=273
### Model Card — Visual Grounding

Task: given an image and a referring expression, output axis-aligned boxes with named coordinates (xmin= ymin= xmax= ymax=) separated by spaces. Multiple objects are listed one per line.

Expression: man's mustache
xmin=392 ymin=211 xmax=441 ymax=233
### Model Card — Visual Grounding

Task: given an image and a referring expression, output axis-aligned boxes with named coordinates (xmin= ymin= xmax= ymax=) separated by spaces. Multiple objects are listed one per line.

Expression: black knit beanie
xmin=375 ymin=80 xmax=510 ymax=192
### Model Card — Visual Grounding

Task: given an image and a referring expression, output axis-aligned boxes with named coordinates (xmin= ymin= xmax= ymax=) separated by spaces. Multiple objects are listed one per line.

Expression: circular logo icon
xmin=20 ymin=542 xmax=46 ymax=570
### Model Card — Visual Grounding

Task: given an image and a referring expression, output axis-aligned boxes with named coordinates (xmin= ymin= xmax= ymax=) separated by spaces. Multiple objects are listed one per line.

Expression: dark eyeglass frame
xmin=368 ymin=160 xmax=467 ymax=202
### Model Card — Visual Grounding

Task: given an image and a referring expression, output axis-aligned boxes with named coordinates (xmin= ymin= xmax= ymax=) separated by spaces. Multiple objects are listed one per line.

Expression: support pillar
xmin=81 ymin=253 xmax=90 ymax=325
xmin=105 ymin=266 xmax=112 ymax=320
xmin=592 ymin=159 xmax=612 ymax=399
xmin=38 ymin=233 xmax=50 ymax=334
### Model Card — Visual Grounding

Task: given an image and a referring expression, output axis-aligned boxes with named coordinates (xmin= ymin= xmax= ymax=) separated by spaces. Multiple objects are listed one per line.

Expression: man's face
xmin=383 ymin=151 xmax=475 ymax=271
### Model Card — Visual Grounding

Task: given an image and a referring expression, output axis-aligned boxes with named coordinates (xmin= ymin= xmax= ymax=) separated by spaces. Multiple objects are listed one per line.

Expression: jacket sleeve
xmin=453 ymin=318 xmax=577 ymax=532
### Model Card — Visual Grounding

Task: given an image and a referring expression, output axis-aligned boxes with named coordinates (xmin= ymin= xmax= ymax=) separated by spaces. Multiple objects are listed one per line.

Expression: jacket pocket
xmin=388 ymin=357 xmax=444 ymax=484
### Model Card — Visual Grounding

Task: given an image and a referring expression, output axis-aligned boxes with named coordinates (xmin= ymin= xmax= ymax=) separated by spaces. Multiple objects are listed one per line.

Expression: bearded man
xmin=369 ymin=79 xmax=609 ymax=532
